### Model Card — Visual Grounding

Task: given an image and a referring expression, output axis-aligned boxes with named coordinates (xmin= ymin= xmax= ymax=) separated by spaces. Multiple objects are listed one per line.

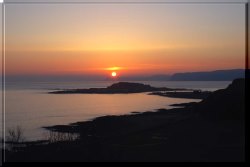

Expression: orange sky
xmin=3 ymin=4 xmax=246 ymax=77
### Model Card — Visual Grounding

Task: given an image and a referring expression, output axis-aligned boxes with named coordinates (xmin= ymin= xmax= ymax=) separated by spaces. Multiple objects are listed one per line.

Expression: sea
xmin=1 ymin=80 xmax=231 ymax=141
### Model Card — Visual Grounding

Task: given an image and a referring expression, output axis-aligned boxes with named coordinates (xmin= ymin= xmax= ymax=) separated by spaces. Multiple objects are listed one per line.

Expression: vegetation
xmin=45 ymin=131 xmax=79 ymax=143
xmin=6 ymin=126 xmax=25 ymax=151
xmin=6 ymin=126 xmax=25 ymax=144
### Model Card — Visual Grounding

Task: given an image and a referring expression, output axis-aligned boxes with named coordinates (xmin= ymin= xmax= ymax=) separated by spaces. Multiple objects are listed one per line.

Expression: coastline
xmin=43 ymin=102 xmax=195 ymax=134
xmin=5 ymin=79 xmax=245 ymax=162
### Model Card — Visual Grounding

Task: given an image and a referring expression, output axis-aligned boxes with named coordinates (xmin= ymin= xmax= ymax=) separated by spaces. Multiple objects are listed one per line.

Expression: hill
xmin=170 ymin=69 xmax=244 ymax=81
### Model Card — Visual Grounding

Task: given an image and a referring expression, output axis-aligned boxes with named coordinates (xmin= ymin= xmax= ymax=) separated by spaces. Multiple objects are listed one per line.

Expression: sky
xmin=2 ymin=2 xmax=246 ymax=78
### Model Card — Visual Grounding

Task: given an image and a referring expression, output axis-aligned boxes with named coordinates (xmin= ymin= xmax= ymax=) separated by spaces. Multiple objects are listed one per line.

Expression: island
xmin=49 ymin=82 xmax=188 ymax=94
xmin=49 ymin=82 xmax=211 ymax=100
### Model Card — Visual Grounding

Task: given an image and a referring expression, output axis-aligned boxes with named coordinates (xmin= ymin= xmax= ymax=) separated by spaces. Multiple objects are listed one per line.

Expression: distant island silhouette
xmin=49 ymin=82 xmax=187 ymax=94
xmin=170 ymin=69 xmax=244 ymax=81
xmin=49 ymin=82 xmax=213 ymax=99
xmin=6 ymin=78 xmax=245 ymax=162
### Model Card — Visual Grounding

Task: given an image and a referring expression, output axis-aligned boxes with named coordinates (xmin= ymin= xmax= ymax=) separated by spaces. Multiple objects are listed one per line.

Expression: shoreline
xmin=148 ymin=91 xmax=212 ymax=99
xmin=43 ymin=101 xmax=195 ymax=134
xmin=5 ymin=79 xmax=245 ymax=162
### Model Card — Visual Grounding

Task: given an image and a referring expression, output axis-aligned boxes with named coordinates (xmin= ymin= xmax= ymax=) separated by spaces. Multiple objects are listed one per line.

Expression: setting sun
xmin=111 ymin=72 xmax=117 ymax=77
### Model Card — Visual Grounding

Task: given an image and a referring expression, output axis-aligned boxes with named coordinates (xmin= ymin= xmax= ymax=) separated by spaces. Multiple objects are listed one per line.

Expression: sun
xmin=111 ymin=72 xmax=117 ymax=77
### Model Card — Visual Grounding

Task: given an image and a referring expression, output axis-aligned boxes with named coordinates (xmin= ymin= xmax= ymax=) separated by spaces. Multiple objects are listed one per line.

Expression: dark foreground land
xmin=5 ymin=79 xmax=245 ymax=162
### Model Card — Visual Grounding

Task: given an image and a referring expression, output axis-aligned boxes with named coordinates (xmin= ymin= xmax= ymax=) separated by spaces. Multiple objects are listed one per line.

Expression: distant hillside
xmin=170 ymin=69 xmax=244 ymax=81
xmin=119 ymin=75 xmax=171 ymax=81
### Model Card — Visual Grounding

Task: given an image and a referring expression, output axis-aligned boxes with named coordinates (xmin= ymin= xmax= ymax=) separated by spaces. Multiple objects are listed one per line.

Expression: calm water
xmin=3 ymin=81 xmax=231 ymax=141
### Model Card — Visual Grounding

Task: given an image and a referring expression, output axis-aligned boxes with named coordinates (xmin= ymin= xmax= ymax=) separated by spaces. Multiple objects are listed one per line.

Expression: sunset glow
xmin=4 ymin=4 xmax=245 ymax=77
xmin=106 ymin=67 xmax=122 ymax=71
